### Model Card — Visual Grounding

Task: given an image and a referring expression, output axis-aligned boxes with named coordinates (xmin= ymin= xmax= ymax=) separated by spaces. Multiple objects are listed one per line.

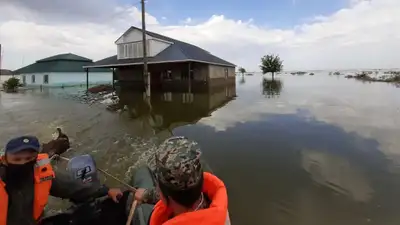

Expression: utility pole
xmin=0 ymin=44 xmax=2 ymax=76
xmin=141 ymin=0 xmax=150 ymax=97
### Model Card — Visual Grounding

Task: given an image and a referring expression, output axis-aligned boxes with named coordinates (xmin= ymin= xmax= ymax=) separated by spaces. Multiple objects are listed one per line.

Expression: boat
xmin=40 ymin=166 xmax=156 ymax=225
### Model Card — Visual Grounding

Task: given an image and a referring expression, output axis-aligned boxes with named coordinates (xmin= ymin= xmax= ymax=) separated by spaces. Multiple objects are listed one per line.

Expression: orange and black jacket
xmin=0 ymin=153 xmax=109 ymax=225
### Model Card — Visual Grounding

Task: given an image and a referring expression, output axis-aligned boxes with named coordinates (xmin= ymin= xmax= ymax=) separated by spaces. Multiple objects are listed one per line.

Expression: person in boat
xmin=0 ymin=135 xmax=123 ymax=225
xmin=132 ymin=137 xmax=231 ymax=225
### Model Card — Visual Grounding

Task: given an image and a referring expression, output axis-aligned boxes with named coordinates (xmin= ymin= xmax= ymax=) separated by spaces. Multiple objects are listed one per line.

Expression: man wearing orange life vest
xmin=0 ymin=135 xmax=123 ymax=225
xmin=133 ymin=137 xmax=231 ymax=225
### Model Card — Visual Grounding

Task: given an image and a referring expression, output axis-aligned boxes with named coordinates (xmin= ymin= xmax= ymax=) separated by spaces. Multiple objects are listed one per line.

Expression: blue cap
xmin=5 ymin=136 xmax=40 ymax=154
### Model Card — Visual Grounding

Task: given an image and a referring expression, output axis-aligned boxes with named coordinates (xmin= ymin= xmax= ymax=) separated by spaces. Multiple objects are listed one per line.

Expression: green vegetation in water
xmin=2 ymin=77 xmax=22 ymax=93
xmin=260 ymin=54 xmax=283 ymax=80
xmin=238 ymin=67 xmax=246 ymax=76
xmin=345 ymin=71 xmax=400 ymax=83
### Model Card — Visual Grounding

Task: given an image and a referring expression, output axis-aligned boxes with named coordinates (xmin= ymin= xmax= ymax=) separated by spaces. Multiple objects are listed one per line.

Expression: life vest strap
xmin=35 ymin=158 xmax=51 ymax=167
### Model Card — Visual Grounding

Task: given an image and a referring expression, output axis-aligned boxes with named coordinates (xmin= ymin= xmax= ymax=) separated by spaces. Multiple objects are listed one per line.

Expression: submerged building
xmin=85 ymin=26 xmax=236 ymax=92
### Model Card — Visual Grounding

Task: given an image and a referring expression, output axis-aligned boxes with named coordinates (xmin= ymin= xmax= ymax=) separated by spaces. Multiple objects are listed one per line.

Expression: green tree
xmin=238 ymin=67 xmax=246 ymax=76
xmin=2 ymin=77 xmax=21 ymax=93
xmin=260 ymin=54 xmax=283 ymax=80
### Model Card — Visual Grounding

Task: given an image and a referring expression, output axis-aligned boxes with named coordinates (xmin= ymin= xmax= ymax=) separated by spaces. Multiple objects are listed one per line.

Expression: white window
xmin=118 ymin=41 xmax=151 ymax=59
xmin=118 ymin=45 xmax=124 ymax=58
xmin=124 ymin=44 xmax=129 ymax=58
xmin=133 ymin=43 xmax=138 ymax=58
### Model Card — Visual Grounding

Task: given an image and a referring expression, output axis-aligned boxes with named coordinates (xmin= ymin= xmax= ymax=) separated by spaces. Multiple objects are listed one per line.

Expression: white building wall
xmin=20 ymin=72 xmax=112 ymax=87
xmin=116 ymin=28 xmax=172 ymax=60
xmin=149 ymin=39 xmax=170 ymax=57
xmin=115 ymin=29 xmax=153 ymax=44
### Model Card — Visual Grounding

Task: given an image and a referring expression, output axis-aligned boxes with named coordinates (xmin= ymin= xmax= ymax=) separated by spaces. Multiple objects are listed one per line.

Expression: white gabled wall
xmin=116 ymin=28 xmax=172 ymax=60
xmin=149 ymin=39 xmax=170 ymax=57
xmin=20 ymin=72 xmax=112 ymax=87
xmin=115 ymin=29 xmax=153 ymax=44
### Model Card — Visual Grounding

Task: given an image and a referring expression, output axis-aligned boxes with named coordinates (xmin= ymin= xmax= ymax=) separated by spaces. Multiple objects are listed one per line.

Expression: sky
xmin=0 ymin=0 xmax=399 ymax=71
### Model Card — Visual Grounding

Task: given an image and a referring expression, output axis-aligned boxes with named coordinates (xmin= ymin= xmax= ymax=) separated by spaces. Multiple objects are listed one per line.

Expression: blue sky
xmin=129 ymin=0 xmax=349 ymax=28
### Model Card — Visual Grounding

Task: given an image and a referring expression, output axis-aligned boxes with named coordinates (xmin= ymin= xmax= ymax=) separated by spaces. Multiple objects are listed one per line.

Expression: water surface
xmin=1 ymin=73 xmax=400 ymax=225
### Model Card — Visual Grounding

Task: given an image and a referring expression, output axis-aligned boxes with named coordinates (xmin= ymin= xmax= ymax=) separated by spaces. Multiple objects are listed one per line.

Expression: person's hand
xmin=108 ymin=188 xmax=123 ymax=203
xmin=134 ymin=188 xmax=147 ymax=202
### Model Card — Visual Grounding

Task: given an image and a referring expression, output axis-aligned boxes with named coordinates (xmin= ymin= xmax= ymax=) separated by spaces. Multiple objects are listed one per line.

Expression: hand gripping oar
xmin=51 ymin=154 xmax=140 ymax=225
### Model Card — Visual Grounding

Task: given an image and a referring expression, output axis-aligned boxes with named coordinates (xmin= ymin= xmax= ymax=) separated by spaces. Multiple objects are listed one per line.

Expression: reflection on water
xmin=2 ymin=74 xmax=400 ymax=224
xmin=116 ymin=84 xmax=237 ymax=134
xmin=115 ymin=84 xmax=236 ymax=172
xmin=239 ymin=76 xmax=246 ymax=85
xmin=262 ymin=78 xmax=283 ymax=98
xmin=302 ymin=149 xmax=373 ymax=203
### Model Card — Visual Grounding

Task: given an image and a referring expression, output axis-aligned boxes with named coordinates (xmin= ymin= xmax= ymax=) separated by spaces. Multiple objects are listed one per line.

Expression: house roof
xmin=86 ymin=26 xmax=236 ymax=68
xmin=14 ymin=53 xmax=110 ymax=74
xmin=37 ymin=53 xmax=92 ymax=63
xmin=0 ymin=69 xmax=13 ymax=76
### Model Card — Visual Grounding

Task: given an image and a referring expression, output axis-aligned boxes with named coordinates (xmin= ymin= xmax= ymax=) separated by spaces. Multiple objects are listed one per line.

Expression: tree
xmin=2 ymin=77 xmax=21 ymax=93
xmin=238 ymin=67 xmax=246 ymax=76
xmin=260 ymin=54 xmax=283 ymax=80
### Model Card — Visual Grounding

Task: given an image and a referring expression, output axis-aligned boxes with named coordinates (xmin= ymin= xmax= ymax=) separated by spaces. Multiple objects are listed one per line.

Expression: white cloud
xmin=1 ymin=0 xmax=400 ymax=71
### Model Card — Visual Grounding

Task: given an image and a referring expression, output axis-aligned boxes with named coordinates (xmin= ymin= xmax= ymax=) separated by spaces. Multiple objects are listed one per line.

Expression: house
xmin=13 ymin=53 xmax=112 ymax=87
xmin=85 ymin=26 xmax=236 ymax=92
xmin=0 ymin=69 xmax=19 ymax=85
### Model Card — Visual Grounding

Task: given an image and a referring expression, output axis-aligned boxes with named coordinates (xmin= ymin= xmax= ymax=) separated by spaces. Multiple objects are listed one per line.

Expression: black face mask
xmin=5 ymin=160 xmax=36 ymax=182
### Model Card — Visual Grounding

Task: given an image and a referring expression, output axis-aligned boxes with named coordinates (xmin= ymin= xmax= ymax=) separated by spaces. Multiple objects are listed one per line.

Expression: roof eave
xmin=83 ymin=59 xmax=236 ymax=69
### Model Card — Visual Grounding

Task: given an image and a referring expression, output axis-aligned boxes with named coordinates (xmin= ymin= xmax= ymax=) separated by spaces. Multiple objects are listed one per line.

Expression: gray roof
xmin=14 ymin=53 xmax=111 ymax=74
xmin=0 ymin=69 xmax=13 ymax=76
xmin=87 ymin=26 xmax=235 ymax=68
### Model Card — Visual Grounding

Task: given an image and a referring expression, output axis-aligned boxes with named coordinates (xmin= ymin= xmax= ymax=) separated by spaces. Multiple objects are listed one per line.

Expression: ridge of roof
xmin=37 ymin=53 xmax=93 ymax=63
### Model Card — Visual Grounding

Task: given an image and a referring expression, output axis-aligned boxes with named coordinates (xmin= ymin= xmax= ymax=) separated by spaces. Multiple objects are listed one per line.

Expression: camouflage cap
xmin=155 ymin=136 xmax=203 ymax=191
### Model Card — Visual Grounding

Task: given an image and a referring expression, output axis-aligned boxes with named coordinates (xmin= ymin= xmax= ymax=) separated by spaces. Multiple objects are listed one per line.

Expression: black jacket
xmin=0 ymin=165 xmax=109 ymax=225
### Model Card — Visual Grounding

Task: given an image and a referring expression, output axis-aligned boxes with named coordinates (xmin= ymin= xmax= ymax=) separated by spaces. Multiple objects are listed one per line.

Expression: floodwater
xmin=1 ymin=73 xmax=400 ymax=225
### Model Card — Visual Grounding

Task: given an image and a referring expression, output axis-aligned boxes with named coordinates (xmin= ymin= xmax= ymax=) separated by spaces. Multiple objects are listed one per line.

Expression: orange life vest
xmin=150 ymin=172 xmax=231 ymax=225
xmin=0 ymin=153 xmax=55 ymax=225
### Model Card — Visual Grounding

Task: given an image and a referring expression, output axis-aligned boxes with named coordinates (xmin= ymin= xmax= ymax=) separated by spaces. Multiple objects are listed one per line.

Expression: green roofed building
xmin=13 ymin=53 xmax=112 ymax=87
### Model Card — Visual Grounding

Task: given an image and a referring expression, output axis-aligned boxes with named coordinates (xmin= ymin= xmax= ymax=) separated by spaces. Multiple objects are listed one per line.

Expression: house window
xmin=124 ymin=44 xmax=129 ymax=58
xmin=31 ymin=75 xmax=36 ymax=83
xmin=162 ymin=70 xmax=172 ymax=80
xmin=225 ymin=68 xmax=228 ymax=78
xmin=181 ymin=69 xmax=194 ymax=80
xmin=118 ymin=45 xmax=124 ymax=58
xmin=22 ymin=75 xmax=26 ymax=84
xmin=118 ymin=40 xmax=151 ymax=59
xmin=43 ymin=75 xmax=49 ymax=84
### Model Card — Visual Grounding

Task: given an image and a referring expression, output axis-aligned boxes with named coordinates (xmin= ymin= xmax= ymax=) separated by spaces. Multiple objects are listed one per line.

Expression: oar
xmin=126 ymin=199 xmax=138 ymax=225
xmin=51 ymin=154 xmax=141 ymax=225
